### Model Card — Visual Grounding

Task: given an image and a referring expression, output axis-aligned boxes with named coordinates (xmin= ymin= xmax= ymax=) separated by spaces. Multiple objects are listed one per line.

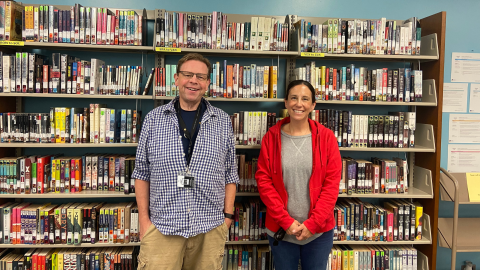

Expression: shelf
xmin=236 ymin=192 xmax=260 ymax=196
xmin=418 ymin=251 xmax=430 ymax=270
xmin=338 ymin=188 xmax=431 ymax=199
xmin=235 ymin=145 xmax=261 ymax=149
xmin=0 ymin=190 xmax=135 ymax=198
xmin=0 ymin=93 xmax=153 ymax=99
xmin=440 ymin=172 xmax=480 ymax=204
xmin=7 ymin=192 xmax=257 ymax=198
xmin=155 ymin=47 xmax=298 ymax=58
xmin=296 ymin=34 xmax=439 ymax=63
xmin=338 ymin=145 xmax=434 ymax=152
xmin=334 ymin=214 xmax=431 ymax=245
xmin=340 ymin=166 xmax=433 ymax=199
xmin=154 ymin=79 xmax=437 ymax=107
xmin=332 ymin=239 xmax=430 ymax=245
xmin=154 ymin=96 xmax=284 ymax=102
xmin=0 ymin=240 xmax=271 ymax=248
xmin=0 ymin=143 xmax=138 ymax=148
xmin=226 ymin=240 xmax=269 ymax=245
xmin=236 ymin=123 xmax=435 ymax=152
xmin=438 ymin=218 xmax=480 ymax=252
xmin=7 ymin=42 xmax=153 ymax=53
xmin=0 ymin=242 xmax=140 ymax=248
xmin=299 ymin=53 xmax=438 ymax=62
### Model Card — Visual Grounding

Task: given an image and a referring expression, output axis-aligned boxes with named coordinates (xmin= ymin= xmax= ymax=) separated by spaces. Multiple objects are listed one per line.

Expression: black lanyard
xmin=175 ymin=100 xmax=202 ymax=166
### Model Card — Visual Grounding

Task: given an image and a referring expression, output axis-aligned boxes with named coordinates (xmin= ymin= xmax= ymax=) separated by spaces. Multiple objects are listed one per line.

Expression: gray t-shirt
xmin=267 ymin=129 xmax=323 ymax=245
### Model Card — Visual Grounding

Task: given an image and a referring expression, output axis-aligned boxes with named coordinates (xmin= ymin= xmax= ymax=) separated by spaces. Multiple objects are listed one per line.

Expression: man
xmin=132 ymin=53 xmax=238 ymax=270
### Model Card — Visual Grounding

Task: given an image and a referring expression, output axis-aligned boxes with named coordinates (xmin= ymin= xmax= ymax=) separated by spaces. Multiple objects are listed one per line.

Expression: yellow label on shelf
xmin=0 ymin=41 xmax=25 ymax=46
xmin=300 ymin=52 xmax=325 ymax=57
xmin=466 ymin=172 xmax=480 ymax=202
xmin=155 ymin=47 xmax=181 ymax=52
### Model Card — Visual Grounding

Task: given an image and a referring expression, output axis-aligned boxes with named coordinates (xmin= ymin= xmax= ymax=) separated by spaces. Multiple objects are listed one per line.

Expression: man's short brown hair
xmin=177 ymin=53 xmax=212 ymax=75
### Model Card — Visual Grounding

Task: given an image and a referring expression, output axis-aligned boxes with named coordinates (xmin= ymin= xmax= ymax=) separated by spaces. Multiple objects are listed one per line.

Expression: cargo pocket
xmin=215 ymin=223 xmax=229 ymax=270
xmin=137 ymin=253 xmax=147 ymax=270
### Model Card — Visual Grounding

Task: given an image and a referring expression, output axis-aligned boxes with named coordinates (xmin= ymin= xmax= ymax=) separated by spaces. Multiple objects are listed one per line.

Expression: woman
xmin=255 ymin=80 xmax=342 ymax=270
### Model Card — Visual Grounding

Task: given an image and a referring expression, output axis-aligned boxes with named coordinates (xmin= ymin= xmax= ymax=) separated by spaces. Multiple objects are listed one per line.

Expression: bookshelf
xmin=153 ymin=78 xmax=437 ymax=106
xmin=2 ymin=42 xmax=154 ymax=54
xmin=151 ymin=10 xmax=444 ymax=270
xmin=0 ymin=93 xmax=153 ymax=99
xmin=0 ymin=143 xmax=139 ymax=148
xmin=0 ymin=5 xmax=445 ymax=270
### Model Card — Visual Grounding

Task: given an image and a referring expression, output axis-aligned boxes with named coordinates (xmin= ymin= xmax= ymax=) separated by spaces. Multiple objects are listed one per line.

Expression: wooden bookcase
xmin=0 ymin=6 xmax=445 ymax=270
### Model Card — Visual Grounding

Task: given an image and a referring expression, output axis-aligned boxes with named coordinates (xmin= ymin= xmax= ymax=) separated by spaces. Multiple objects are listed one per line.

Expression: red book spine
xmin=387 ymin=211 xmax=394 ymax=242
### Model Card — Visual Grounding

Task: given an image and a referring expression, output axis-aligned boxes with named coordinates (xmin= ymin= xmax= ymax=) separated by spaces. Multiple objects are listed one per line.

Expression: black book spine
xmin=392 ymin=70 xmax=399 ymax=102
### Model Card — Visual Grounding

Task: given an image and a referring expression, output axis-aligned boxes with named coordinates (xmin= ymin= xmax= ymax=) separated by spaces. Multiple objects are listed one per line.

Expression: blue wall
xmin=22 ymin=0 xmax=480 ymax=269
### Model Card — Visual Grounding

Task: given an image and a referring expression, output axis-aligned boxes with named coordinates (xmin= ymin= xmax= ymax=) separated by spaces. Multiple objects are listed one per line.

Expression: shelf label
xmin=155 ymin=47 xmax=181 ymax=52
xmin=0 ymin=41 xmax=24 ymax=46
xmin=301 ymin=52 xmax=324 ymax=57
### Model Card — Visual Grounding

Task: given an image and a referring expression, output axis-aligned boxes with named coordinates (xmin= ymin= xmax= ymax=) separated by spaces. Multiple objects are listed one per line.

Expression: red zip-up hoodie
xmin=255 ymin=117 xmax=342 ymax=235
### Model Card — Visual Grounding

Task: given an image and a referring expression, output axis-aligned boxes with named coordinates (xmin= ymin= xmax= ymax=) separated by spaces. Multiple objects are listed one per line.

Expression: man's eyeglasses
xmin=178 ymin=71 xmax=209 ymax=82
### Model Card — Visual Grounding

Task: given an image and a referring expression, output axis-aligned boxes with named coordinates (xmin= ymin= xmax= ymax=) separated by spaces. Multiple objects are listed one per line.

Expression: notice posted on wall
xmin=470 ymin=83 xmax=480 ymax=113
xmin=443 ymin=83 xmax=468 ymax=112
xmin=448 ymin=144 xmax=480 ymax=172
xmin=451 ymin=52 xmax=480 ymax=83
xmin=449 ymin=114 xmax=480 ymax=143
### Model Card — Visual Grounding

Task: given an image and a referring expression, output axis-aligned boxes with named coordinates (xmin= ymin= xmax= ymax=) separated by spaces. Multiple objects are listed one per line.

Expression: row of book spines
xmin=0 ymin=108 xmax=141 ymax=144
xmin=12 ymin=5 xmax=144 ymax=45
xmin=51 ymin=106 xmax=139 ymax=144
xmin=334 ymin=198 xmax=423 ymax=242
xmin=1 ymin=53 xmax=144 ymax=96
xmin=311 ymin=111 xmax=416 ymax=148
xmin=212 ymin=64 xmax=277 ymax=99
xmin=296 ymin=18 xmax=421 ymax=55
xmin=297 ymin=65 xmax=422 ymax=102
xmin=236 ymin=155 xmax=258 ymax=193
xmin=1 ymin=201 xmax=140 ymax=245
xmin=0 ymin=246 xmax=138 ymax=270
xmin=230 ymin=201 xmax=266 ymax=242
xmin=231 ymin=111 xmax=276 ymax=147
xmin=157 ymin=13 xmax=289 ymax=51
xmin=340 ymin=157 xmax=408 ymax=195
xmin=223 ymin=244 xmax=271 ymax=270
xmin=327 ymin=244 xmax=418 ymax=270
xmin=0 ymin=156 xmax=136 ymax=195
xmin=152 ymin=64 xmax=278 ymax=99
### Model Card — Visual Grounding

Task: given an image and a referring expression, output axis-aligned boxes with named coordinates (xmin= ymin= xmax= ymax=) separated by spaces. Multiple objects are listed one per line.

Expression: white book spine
xmin=33 ymin=7 xmax=39 ymax=41
xmin=90 ymin=7 xmax=96 ymax=44
xmin=106 ymin=14 xmax=111 ymax=45
xmin=28 ymin=54 xmax=35 ymax=93
xmin=257 ymin=17 xmax=265 ymax=51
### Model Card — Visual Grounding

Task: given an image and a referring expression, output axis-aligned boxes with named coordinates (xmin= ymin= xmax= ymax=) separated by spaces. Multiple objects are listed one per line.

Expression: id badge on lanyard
xmin=177 ymin=170 xmax=195 ymax=188
xmin=175 ymin=100 xmax=201 ymax=189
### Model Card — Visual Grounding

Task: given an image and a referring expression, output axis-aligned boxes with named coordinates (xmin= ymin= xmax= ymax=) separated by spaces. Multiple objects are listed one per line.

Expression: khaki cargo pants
xmin=137 ymin=222 xmax=228 ymax=270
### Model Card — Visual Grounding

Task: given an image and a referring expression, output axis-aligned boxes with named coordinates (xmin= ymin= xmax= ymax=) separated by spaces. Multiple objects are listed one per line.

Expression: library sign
xmin=0 ymin=41 xmax=24 ymax=46
xmin=155 ymin=47 xmax=181 ymax=52
xmin=300 ymin=52 xmax=324 ymax=57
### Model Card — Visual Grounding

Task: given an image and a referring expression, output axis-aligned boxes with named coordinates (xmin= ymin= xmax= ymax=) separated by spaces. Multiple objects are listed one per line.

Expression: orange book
xmin=268 ymin=66 xmax=277 ymax=98
xmin=226 ymin=65 xmax=233 ymax=98
xmin=75 ymin=158 xmax=83 ymax=192
xmin=263 ymin=66 xmax=269 ymax=98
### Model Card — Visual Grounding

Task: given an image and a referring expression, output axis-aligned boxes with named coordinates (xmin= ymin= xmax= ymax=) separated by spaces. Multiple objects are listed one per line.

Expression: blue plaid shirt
xmin=132 ymin=97 xmax=239 ymax=238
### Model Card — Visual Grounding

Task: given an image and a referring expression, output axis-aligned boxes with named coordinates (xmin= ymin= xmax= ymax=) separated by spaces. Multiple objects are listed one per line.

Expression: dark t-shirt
xmin=178 ymin=100 xmax=206 ymax=165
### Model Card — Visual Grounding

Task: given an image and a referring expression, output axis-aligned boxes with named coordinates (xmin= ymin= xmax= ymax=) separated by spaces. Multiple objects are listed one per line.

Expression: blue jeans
xmin=268 ymin=229 xmax=334 ymax=270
